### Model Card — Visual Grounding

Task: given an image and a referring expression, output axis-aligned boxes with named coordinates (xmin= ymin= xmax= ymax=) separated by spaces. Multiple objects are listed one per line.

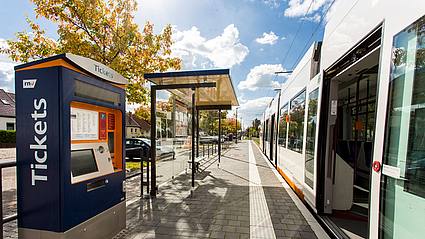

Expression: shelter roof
xmin=144 ymin=69 xmax=239 ymax=110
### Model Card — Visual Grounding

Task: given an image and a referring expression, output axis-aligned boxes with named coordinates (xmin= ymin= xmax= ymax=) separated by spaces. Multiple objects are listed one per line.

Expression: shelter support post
xmin=192 ymin=89 xmax=195 ymax=188
xmin=150 ymin=88 xmax=157 ymax=197
xmin=196 ymin=110 xmax=199 ymax=158
xmin=219 ymin=110 xmax=221 ymax=164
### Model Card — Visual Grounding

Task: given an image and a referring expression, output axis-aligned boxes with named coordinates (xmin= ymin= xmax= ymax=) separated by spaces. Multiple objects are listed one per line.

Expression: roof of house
xmin=7 ymin=92 xmax=15 ymax=102
xmin=131 ymin=114 xmax=150 ymax=130
xmin=126 ymin=113 xmax=140 ymax=127
xmin=0 ymin=89 xmax=15 ymax=117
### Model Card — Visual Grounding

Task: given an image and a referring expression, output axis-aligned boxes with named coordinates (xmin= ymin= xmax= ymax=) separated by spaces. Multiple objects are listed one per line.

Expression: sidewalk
xmin=115 ymin=140 xmax=329 ymax=239
xmin=1 ymin=141 xmax=329 ymax=238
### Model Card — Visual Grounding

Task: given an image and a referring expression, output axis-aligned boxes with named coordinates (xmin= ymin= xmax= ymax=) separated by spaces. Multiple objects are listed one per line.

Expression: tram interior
xmin=329 ymin=59 xmax=379 ymax=238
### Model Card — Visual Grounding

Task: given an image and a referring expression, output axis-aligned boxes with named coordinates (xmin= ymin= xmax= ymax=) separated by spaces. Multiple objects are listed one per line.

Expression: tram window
xmin=279 ymin=104 xmax=288 ymax=147
xmin=404 ymin=72 xmax=425 ymax=198
xmin=289 ymin=90 xmax=306 ymax=153
xmin=265 ymin=120 xmax=269 ymax=142
xmin=381 ymin=15 xmax=425 ymax=238
xmin=305 ymin=88 xmax=319 ymax=189
xmin=350 ymin=101 xmax=376 ymax=142
xmin=383 ymin=15 xmax=425 ymax=198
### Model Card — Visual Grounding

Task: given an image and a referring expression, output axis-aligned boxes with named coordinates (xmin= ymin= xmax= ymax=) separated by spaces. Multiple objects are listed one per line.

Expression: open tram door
xmin=317 ymin=26 xmax=382 ymax=238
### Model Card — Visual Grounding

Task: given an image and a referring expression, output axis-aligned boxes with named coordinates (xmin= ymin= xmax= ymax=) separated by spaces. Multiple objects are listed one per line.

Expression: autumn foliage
xmin=0 ymin=0 xmax=181 ymax=104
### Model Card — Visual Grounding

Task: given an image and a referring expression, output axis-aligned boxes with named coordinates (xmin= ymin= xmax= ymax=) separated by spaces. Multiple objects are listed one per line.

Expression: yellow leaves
xmin=2 ymin=0 xmax=181 ymax=105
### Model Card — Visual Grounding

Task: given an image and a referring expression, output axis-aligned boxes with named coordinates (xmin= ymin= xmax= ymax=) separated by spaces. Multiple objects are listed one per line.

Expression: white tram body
xmin=260 ymin=0 xmax=425 ymax=238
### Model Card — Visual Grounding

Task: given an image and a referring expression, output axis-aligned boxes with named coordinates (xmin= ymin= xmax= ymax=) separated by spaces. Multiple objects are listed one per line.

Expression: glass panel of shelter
xmin=154 ymin=90 xmax=192 ymax=186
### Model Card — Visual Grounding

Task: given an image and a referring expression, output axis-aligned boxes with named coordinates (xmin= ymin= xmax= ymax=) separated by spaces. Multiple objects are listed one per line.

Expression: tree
xmin=134 ymin=105 xmax=151 ymax=124
xmin=223 ymin=117 xmax=240 ymax=134
xmin=199 ymin=111 xmax=228 ymax=135
xmin=0 ymin=0 xmax=181 ymax=104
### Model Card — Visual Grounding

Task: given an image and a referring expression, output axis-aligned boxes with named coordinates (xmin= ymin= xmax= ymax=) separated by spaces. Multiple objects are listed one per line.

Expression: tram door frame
xmin=270 ymin=114 xmax=275 ymax=165
xmin=317 ymin=76 xmax=339 ymax=214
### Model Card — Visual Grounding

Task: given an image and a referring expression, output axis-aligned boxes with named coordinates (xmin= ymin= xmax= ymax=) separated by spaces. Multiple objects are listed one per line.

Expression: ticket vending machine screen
xmin=71 ymin=149 xmax=98 ymax=177
xmin=70 ymin=101 xmax=122 ymax=184
xmin=71 ymin=142 xmax=114 ymax=184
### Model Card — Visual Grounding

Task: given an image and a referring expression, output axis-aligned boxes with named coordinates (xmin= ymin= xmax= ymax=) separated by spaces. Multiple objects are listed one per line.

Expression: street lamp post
xmin=240 ymin=117 xmax=243 ymax=140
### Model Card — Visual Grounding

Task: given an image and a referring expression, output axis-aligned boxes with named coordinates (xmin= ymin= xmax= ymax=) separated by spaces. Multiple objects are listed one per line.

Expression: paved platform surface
xmin=0 ymin=141 xmax=329 ymax=238
xmin=115 ymin=140 xmax=328 ymax=239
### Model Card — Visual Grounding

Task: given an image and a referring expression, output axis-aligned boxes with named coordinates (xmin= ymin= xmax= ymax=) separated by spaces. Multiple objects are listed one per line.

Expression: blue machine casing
xmin=15 ymin=54 xmax=126 ymax=233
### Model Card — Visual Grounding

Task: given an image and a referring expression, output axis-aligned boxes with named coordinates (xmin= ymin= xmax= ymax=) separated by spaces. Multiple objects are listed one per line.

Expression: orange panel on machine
xmin=70 ymin=101 xmax=123 ymax=171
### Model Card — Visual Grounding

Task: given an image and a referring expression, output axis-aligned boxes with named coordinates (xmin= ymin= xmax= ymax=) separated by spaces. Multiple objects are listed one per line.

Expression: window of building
xmin=6 ymin=123 xmax=15 ymax=131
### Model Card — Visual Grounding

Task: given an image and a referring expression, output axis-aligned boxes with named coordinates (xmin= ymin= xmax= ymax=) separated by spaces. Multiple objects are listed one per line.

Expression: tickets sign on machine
xmin=15 ymin=54 xmax=128 ymax=239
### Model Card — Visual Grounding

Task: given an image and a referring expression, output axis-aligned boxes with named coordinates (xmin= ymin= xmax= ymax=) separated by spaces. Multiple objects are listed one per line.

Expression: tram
xmin=259 ymin=0 xmax=425 ymax=238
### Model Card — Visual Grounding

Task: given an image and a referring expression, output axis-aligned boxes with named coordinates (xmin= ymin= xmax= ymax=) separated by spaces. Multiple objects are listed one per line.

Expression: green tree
xmin=199 ymin=111 xmax=228 ymax=135
xmin=0 ymin=0 xmax=181 ymax=104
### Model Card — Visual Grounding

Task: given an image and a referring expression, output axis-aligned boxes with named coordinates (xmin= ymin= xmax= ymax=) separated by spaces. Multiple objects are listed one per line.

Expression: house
xmin=125 ymin=112 xmax=151 ymax=138
xmin=0 ymin=89 xmax=15 ymax=131
xmin=125 ymin=112 xmax=140 ymax=138
xmin=130 ymin=114 xmax=150 ymax=137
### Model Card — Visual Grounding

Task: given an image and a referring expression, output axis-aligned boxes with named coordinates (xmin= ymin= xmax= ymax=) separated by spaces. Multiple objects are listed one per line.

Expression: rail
xmin=124 ymin=140 xmax=233 ymax=195
xmin=0 ymin=159 xmax=17 ymax=239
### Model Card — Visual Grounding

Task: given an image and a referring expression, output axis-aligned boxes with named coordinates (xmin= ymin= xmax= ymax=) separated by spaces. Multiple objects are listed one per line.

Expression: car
xmin=212 ymin=136 xmax=225 ymax=143
xmin=125 ymin=138 xmax=175 ymax=161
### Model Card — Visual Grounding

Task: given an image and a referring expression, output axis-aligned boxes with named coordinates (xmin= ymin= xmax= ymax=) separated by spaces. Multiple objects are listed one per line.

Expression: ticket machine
xmin=15 ymin=53 xmax=127 ymax=238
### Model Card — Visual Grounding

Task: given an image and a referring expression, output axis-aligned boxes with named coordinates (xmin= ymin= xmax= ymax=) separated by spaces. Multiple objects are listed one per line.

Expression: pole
xmin=236 ymin=108 xmax=238 ymax=143
xmin=191 ymin=89 xmax=195 ymax=188
xmin=173 ymin=95 xmax=176 ymax=138
xmin=150 ymin=88 xmax=157 ymax=197
xmin=196 ymin=110 xmax=199 ymax=158
xmin=219 ymin=110 xmax=221 ymax=163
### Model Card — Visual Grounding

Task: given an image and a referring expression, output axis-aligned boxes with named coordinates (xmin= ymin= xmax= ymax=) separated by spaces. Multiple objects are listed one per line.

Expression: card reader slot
xmin=87 ymin=179 xmax=105 ymax=192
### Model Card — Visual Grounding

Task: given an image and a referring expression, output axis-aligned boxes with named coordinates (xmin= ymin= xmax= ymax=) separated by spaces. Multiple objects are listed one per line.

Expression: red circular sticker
xmin=373 ymin=161 xmax=381 ymax=172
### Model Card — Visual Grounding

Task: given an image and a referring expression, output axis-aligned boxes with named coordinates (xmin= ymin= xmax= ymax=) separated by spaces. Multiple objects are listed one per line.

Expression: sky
xmin=0 ymin=0 xmax=341 ymax=128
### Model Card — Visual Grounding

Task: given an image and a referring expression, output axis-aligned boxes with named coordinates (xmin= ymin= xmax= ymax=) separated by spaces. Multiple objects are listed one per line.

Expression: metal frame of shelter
xmin=144 ymin=69 xmax=239 ymax=196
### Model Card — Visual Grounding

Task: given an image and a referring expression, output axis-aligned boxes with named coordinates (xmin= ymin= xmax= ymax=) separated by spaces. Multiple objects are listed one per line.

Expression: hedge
xmin=0 ymin=130 xmax=16 ymax=143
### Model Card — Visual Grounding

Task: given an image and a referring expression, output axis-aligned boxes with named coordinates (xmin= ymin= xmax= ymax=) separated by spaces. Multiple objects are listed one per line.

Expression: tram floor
xmin=328 ymin=185 xmax=369 ymax=239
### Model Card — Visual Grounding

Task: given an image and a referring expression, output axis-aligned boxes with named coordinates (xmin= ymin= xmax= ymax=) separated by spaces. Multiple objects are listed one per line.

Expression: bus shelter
xmin=144 ymin=69 xmax=239 ymax=196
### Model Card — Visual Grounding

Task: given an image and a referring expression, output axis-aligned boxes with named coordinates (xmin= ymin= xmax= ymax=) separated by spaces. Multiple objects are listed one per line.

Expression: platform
xmin=115 ymin=140 xmax=328 ymax=239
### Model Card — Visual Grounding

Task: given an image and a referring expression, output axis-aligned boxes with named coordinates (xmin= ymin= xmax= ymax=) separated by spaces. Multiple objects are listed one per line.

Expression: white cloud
xmin=238 ymin=64 xmax=286 ymax=91
xmin=228 ymin=96 xmax=273 ymax=124
xmin=262 ymin=0 xmax=280 ymax=9
xmin=255 ymin=31 xmax=279 ymax=45
xmin=238 ymin=93 xmax=247 ymax=104
xmin=126 ymin=102 xmax=142 ymax=113
xmin=0 ymin=38 xmax=18 ymax=93
xmin=283 ymin=0 xmax=340 ymax=23
xmin=305 ymin=13 xmax=321 ymax=23
xmin=171 ymin=24 xmax=249 ymax=69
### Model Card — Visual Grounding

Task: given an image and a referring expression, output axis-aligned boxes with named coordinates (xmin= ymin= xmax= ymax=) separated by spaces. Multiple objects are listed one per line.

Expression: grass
xmin=125 ymin=161 xmax=147 ymax=171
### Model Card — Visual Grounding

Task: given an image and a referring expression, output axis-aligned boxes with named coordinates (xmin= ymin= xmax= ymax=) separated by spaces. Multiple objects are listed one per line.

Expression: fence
xmin=0 ymin=160 xmax=17 ymax=239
